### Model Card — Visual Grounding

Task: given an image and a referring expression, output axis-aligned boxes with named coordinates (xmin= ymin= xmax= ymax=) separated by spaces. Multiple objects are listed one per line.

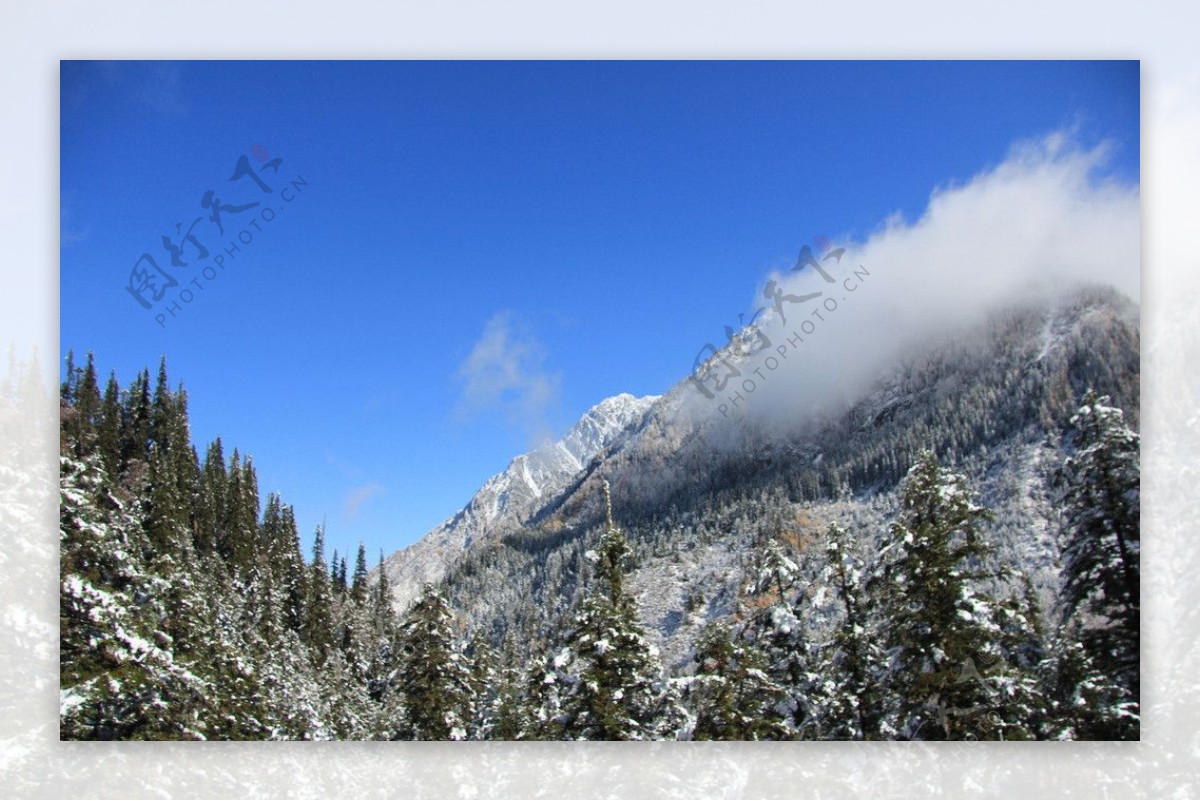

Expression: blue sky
xmin=60 ymin=60 xmax=1139 ymax=561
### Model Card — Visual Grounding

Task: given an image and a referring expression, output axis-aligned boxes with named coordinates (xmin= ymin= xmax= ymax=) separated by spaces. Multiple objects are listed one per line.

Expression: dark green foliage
xmin=487 ymin=636 xmax=528 ymax=740
xmin=195 ymin=438 xmax=227 ymax=556
xmin=59 ymin=315 xmax=1140 ymax=741
xmin=60 ymin=356 xmax=393 ymax=740
xmin=120 ymin=368 xmax=152 ymax=469
xmin=1058 ymin=391 xmax=1139 ymax=694
xmin=303 ymin=526 xmax=335 ymax=665
xmin=96 ymin=372 xmax=122 ymax=479
xmin=351 ymin=543 xmax=369 ymax=605
xmin=551 ymin=481 xmax=685 ymax=740
xmin=1041 ymin=624 xmax=1138 ymax=740
xmin=1050 ymin=391 xmax=1140 ymax=738
xmin=874 ymin=451 xmax=1008 ymax=739
xmin=394 ymin=584 xmax=475 ymax=740
xmin=372 ymin=550 xmax=394 ymax=636
xmin=686 ymin=621 xmax=787 ymax=740
xmin=814 ymin=523 xmax=885 ymax=739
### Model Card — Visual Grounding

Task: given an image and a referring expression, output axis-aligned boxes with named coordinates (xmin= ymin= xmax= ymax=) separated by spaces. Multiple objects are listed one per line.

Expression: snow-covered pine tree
xmin=487 ymin=634 xmax=529 ymax=740
xmin=365 ymin=551 xmax=400 ymax=718
xmin=59 ymin=355 xmax=351 ymax=741
xmin=518 ymin=643 xmax=571 ymax=739
xmin=219 ymin=449 xmax=260 ymax=575
xmin=1058 ymin=393 xmax=1140 ymax=697
xmin=1041 ymin=622 xmax=1138 ymax=740
xmin=195 ymin=438 xmax=228 ymax=557
xmin=119 ymin=367 xmax=151 ymax=470
xmin=63 ymin=351 xmax=101 ymax=458
xmin=738 ymin=532 xmax=815 ymax=738
xmin=260 ymin=496 xmax=308 ymax=636
xmin=60 ymin=447 xmax=211 ymax=739
xmin=465 ymin=631 xmax=499 ymax=739
xmin=812 ymin=522 xmax=885 ymax=740
xmin=302 ymin=525 xmax=335 ymax=666
xmin=555 ymin=480 xmax=685 ymax=740
xmin=985 ymin=574 xmax=1050 ymax=739
xmin=371 ymin=550 xmax=394 ymax=637
xmin=683 ymin=620 xmax=787 ymax=740
xmin=873 ymin=450 xmax=1013 ymax=740
xmin=394 ymin=583 xmax=475 ymax=740
xmin=755 ymin=539 xmax=799 ymax=607
xmin=96 ymin=371 xmax=122 ymax=480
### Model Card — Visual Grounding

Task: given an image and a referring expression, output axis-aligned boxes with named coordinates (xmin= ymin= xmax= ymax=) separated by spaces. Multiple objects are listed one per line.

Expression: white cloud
xmin=699 ymin=131 xmax=1141 ymax=430
xmin=343 ymin=482 xmax=384 ymax=522
xmin=455 ymin=311 xmax=561 ymax=442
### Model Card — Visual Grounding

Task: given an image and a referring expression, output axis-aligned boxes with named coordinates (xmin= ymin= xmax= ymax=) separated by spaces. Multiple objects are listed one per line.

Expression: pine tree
xmin=874 ymin=450 xmax=1009 ymax=740
xmin=488 ymin=635 xmax=529 ymax=740
xmin=60 ymin=449 xmax=211 ymax=739
xmin=371 ymin=550 xmax=395 ymax=636
xmin=303 ymin=525 xmax=335 ymax=665
xmin=328 ymin=552 xmax=348 ymax=597
xmin=813 ymin=522 xmax=885 ymax=739
xmin=330 ymin=549 xmax=341 ymax=595
xmin=520 ymin=643 xmax=570 ymax=739
xmin=58 ymin=356 xmax=340 ymax=741
xmin=1057 ymin=391 xmax=1140 ymax=718
xmin=72 ymin=352 xmax=102 ymax=456
xmin=465 ymin=632 xmax=499 ymax=739
xmin=96 ymin=372 xmax=122 ymax=480
xmin=238 ymin=457 xmax=261 ymax=566
xmin=983 ymin=577 xmax=1049 ymax=740
xmin=260 ymin=494 xmax=309 ymax=639
xmin=1041 ymin=622 xmax=1138 ymax=740
xmin=120 ymin=368 xmax=152 ymax=469
xmin=556 ymin=480 xmax=685 ymax=740
xmin=221 ymin=449 xmax=244 ymax=566
xmin=195 ymin=438 xmax=228 ymax=556
xmin=754 ymin=539 xmax=799 ymax=607
xmin=739 ymin=533 xmax=813 ymax=737
xmin=351 ymin=543 xmax=369 ymax=606
xmin=276 ymin=503 xmax=309 ymax=635
xmin=365 ymin=564 xmax=400 ymax=713
xmin=146 ymin=442 xmax=188 ymax=554
xmin=149 ymin=357 xmax=173 ymax=455
xmin=395 ymin=583 xmax=475 ymax=740
xmin=685 ymin=620 xmax=787 ymax=740
xmin=60 ymin=349 xmax=77 ymax=404
xmin=218 ymin=451 xmax=261 ymax=575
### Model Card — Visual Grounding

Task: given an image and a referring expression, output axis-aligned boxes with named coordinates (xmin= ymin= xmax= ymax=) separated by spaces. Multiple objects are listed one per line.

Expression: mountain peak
xmin=379 ymin=391 xmax=659 ymax=611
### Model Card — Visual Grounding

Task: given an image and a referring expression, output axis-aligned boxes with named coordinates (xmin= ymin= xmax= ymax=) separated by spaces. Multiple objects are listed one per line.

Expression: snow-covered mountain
xmin=380 ymin=393 xmax=659 ymax=611
xmin=428 ymin=284 xmax=1139 ymax=666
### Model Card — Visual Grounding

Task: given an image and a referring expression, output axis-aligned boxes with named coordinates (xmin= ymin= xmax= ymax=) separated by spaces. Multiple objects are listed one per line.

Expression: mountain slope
xmin=380 ymin=393 xmax=659 ymax=611
xmin=428 ymin=284 xmax=1139 ymax=665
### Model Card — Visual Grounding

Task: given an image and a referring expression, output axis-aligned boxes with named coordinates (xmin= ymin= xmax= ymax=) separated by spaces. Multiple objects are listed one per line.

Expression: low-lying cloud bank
xmin=695 ymin=132 xmax=1140 ymax=430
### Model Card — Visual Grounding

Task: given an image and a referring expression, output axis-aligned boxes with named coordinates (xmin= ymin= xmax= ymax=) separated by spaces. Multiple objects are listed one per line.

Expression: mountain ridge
xmin=427 ymin=284 xmax=1138 ymax=662
xmin=379 ymin=392 xmax=660 ymax=611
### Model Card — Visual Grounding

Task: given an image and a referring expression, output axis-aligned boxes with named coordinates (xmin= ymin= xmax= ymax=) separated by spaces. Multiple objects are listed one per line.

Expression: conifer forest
xmin=59 ymin=287 xmax=1140 ymax=740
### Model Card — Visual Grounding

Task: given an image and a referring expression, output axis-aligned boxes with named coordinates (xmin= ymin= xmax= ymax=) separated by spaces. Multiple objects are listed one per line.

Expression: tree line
xmin=59 ymin=353 xmax=1138 ymax=739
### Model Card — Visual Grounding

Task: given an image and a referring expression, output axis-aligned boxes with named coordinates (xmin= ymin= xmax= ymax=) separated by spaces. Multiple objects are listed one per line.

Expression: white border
xmin=4 ymin=1 xmax=1197 ymax=797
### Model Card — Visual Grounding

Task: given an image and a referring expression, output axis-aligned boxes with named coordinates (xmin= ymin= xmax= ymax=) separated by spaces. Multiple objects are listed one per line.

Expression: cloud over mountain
xmin=706 ymin=132 xmax=1140 ymax=430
